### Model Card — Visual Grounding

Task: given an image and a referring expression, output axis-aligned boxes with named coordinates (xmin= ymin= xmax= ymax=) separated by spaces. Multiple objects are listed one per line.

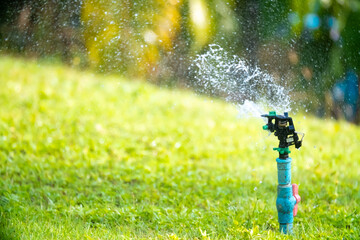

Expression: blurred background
xmin=1 ymin=0 xmax=359 ymax=123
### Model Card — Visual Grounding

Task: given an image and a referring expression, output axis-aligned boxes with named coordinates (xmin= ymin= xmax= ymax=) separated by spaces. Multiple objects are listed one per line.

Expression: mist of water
xmin=191 ymin=44 xmax=293 ymax=118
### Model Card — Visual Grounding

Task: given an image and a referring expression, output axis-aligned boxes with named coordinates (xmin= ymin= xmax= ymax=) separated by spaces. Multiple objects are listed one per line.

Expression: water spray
xmin=262 ymin=111 xmax=304 ymax=234
xmin=192 ymin=47 xmax=302 ymax=232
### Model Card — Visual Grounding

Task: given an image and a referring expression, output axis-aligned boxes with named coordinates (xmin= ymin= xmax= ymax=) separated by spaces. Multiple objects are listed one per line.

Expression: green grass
xmin=0 ymin=56 xmax=359 ymax=239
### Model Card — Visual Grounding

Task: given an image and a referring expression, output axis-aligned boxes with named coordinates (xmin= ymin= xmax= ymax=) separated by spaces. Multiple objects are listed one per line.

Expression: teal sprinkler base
xmin=276 ymin=157 xmax=300 ymax=234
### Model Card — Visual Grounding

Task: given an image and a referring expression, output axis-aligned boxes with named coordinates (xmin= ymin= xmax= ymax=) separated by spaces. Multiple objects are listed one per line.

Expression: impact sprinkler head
xmin=261 ymin=111 xmax=304 ymax=159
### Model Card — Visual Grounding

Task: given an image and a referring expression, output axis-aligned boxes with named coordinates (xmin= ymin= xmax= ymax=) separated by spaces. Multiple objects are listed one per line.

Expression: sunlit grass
xmin=0 ymin=56 xmax=359 ymax=239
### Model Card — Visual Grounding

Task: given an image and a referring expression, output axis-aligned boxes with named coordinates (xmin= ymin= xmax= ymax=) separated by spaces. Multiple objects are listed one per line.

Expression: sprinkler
xmin=262 ymin=111 xmax=304 ymax=234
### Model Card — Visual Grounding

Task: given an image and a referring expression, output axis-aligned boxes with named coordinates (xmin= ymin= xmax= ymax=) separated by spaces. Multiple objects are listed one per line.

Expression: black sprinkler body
xmin=261 ymin=111 xmax=303 ymax=159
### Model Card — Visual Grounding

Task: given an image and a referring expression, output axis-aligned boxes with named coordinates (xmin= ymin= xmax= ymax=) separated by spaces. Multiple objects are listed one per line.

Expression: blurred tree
xmin=0 ymin=0 xmax=84 ymax=64
xmin=82 ymin=0 xmax=185 ymax=79
xmin=234 ymin=0 xmax=260 ymax=65
xmin=81 ymin=0 xmax=239 ymax=82
xmin=289 ymin=0 xmax=360 ymax=114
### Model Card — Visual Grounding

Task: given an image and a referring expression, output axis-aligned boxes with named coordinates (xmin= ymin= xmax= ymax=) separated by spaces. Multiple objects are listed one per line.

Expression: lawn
xmin=0 ymin=56 xmax=359 ymax=239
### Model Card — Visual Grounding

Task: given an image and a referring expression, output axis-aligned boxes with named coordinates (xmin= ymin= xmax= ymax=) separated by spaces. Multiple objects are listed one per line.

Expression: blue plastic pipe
xmin=276 ymin=157 xmax=300 ymax=234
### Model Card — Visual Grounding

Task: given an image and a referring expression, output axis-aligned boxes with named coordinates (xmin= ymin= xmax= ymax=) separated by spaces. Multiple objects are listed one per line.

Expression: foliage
xmin=0 ymin=56 xmax=360 ymax=239
xmin=288 ymin=0 xmax=360 ymax=106
xmin=0 ymin=0 xmax=84 ymax=63
xmin=81 ymin=0 xmax=230 ymax=80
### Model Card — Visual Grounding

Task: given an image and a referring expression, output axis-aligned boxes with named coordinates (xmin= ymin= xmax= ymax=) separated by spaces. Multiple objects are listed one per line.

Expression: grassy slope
xmin=0 ymin=56 xmax=359 ymax=239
